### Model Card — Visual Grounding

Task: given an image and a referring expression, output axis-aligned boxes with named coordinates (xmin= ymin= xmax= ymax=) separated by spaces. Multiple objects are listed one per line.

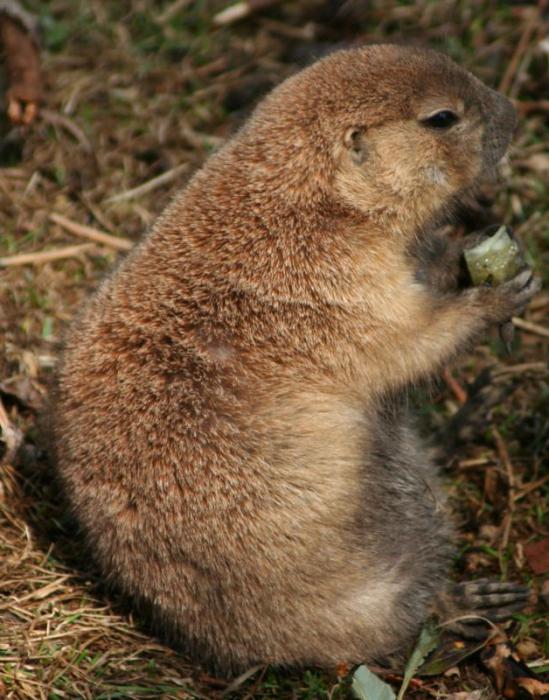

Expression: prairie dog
xmin=54 ymin=45 xmax=538 ymax=672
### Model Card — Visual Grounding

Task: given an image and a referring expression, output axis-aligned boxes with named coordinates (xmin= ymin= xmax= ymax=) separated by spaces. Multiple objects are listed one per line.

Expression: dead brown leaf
xmin=524 ymin=538 xmax=549 ymax=575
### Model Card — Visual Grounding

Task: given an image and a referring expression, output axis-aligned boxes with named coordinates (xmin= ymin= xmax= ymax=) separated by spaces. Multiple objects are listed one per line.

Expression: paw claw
xmin=451 ymin=579 xmax=530 ymax=624
xmin=476 ymin=601 xmax=528 ymax=622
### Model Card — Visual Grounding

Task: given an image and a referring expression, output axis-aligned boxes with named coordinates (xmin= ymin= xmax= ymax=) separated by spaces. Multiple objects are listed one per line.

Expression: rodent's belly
xmin=356 ymin=405 xmax=451 ymax=563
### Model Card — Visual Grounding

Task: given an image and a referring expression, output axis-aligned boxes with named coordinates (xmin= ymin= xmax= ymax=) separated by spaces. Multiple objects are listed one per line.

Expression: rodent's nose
xmin=485 ymin=87 xmax=517 ymax=133
xmin=482 ymin=89 xmax=517 ymax=168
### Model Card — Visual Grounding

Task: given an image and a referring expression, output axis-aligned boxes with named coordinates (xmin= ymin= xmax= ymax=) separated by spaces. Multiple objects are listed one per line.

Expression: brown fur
xmin=54 ymin=45 xmax=534 ymax=672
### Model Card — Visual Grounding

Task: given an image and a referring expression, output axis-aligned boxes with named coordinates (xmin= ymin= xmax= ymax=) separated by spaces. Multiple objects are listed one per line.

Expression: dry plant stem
xmin=240 ymin=666 xmax=269 ymax=700
xmin=515 ymin=99 xmax=549 ymax=114
xmin=441 ymin=367 xmax=467 ymax=405
xmin=498 ymin=9 xmax=538 ymax=95
xmin=222 ymin=665 xmax=264 ymax=696
xmin=156 ymin=0 xmax=194 ymax=24
xmin=80 ymin=195 xmax=117 ymax=233
xmin=261 ymin=18 xmax=317 ymax=40
xmin=0 ymin=166 xmax=26 ymax=178
xmin=105 ymin=162 xmax=190 ymax=204
xmin=513 ymin=474 xmax=549 ymax=502
xmin=493 ymin=428 xmax=516 ymax=557
xmin=213 ymin=0 xmax=282 ymax=26
xmin=49 ymin=212 xmax=132 ymax=251
xmin=40 ymin=109 xmax=93 ymax=154
xmin=0 ymin=243 xmax=95 ymax=267
xmin=458 ymin=457 xmax=493 ymax=469
xmin=511 ymin=316 xmax=549 ymax=339
xmin=529 ymin=293 xmax=549 ymax=311
xmin=493 ymin=362 xmax=547 ymax=377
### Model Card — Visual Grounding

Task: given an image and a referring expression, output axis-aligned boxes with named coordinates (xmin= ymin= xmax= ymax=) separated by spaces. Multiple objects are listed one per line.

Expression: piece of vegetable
xmin=351 ymin=664 xmax=396 ymax=700
xmin=464 ymin=225 xmax=523 ymax=286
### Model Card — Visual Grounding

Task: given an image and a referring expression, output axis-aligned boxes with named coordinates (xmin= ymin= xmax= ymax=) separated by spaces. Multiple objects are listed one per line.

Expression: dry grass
xmin=1 ymin=1 xmax=547 ymax=698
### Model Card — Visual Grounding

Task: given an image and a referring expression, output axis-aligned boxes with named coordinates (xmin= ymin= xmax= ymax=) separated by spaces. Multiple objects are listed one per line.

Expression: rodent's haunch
xmin=54 ymin=45 xmax=538 ymax=671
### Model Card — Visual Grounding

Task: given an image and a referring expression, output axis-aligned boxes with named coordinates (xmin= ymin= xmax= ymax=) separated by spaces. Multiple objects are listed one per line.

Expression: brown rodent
xmin=54 ymin=45 xmax=538 ymax=672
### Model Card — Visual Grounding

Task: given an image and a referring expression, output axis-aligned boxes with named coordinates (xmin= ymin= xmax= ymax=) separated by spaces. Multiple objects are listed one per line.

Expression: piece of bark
xmin=481 ymin=640 xmax=549 ymax=699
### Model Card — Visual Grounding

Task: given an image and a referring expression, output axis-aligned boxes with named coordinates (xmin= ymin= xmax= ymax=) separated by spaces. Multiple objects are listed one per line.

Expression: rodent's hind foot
xmin=439 ymin=579 xmax=530 ymax=638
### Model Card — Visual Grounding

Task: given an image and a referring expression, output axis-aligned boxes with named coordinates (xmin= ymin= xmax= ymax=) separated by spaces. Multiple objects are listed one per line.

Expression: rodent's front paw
xmin=474 ymin=268 xmax=541 ymax=325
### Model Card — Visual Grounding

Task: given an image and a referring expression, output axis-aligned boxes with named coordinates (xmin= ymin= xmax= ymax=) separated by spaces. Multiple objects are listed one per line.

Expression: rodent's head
xmin=243 ymin=44 xmax=516 ymax=235
xmin=329 ymin=46 xmax=516 ymax=231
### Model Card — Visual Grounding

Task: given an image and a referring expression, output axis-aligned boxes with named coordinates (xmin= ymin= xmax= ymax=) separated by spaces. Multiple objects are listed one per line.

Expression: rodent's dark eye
xmin=422 ymin=110 xmax=459 ymax=129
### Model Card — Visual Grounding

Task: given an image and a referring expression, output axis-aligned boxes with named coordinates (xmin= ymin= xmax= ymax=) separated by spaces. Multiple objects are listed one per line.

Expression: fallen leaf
xmin=418 ymin=633 xmax=488 ymax=677
xmin=516 ymin=640 xmax=540 ymax=659
xmin=524 ymin=538 xmax=549 ymax=574
xmin=517 ymin=676 xmax=549 ymax=697
xmin=481 ymin=640 xmax=549 ymax=698
xmin=0 ymin=374 xmax=46 ymax=410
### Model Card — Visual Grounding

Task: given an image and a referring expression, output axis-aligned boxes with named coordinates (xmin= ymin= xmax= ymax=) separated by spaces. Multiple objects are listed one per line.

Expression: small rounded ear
xmin=343 ymin=127 xmax=367 ymax=165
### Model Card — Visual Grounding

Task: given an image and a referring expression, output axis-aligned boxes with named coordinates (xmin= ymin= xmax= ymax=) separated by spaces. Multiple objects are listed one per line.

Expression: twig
xmin=515 ymin=99 xmax=549 ymax=114
xmin=529 ymin=292 xmax=549 ymax=311
xmin=457 ymin=457 xmax=493 ymax=470
xmin=441 ymin=367 xmax=467 ymax=405
xmin=213 ymin=0 xmax=282 ymax=26
xmin=513 ymin=474 xmax=549 ymax=502
xmin=493 ymin=428 xmax=516 ymax=490
xmin=156 ymin=0 xmax=193 ymax=24
xmin=0 ymin=166 xmax=27 ymax=178
xmin=222 ymin=665 xmax=263 ymax=696
xmin=180 ymin=126 xmax=225 ymax=150
xmin=512 ymin=316 xmax=549 ymax=339
xmin=0 ymin=243 xmax=94 ymax=267
xmin=492 ymin=362 xmax=547 ymax=377
xmin=41 ymin=108 xmax=93 ymax=153
xmin=105 ymin=162 xmax=189 ymax=204
xmin=493 ymin=428 xmax=516 ymax=556
xmin=498 ymin=9 xmax=538 ymax=95
xmin=194 ymin=56 xmax=229 ymax=79
xmin=49 ymin=212 xmax=132 ymax=251
xmin=261 ymin=18 xmax=316 ymax=40
xmin=240 ymin=665 xmax=269 ymax=700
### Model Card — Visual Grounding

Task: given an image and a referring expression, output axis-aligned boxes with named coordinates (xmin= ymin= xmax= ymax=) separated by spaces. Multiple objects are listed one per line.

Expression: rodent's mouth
xmin=482 ymin=131 xmax=514 ymax=173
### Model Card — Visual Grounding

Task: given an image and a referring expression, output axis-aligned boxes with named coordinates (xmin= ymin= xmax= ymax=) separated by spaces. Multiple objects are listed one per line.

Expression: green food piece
xmin=464 ymin=225 xmax=523 ymax=286
xmin=351 ymin=664 xmax=396 ymax=700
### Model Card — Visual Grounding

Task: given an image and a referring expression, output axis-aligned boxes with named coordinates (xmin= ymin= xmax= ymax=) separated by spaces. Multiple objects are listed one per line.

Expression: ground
xmin=0 ymin=1 xmax=547 ymax=698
